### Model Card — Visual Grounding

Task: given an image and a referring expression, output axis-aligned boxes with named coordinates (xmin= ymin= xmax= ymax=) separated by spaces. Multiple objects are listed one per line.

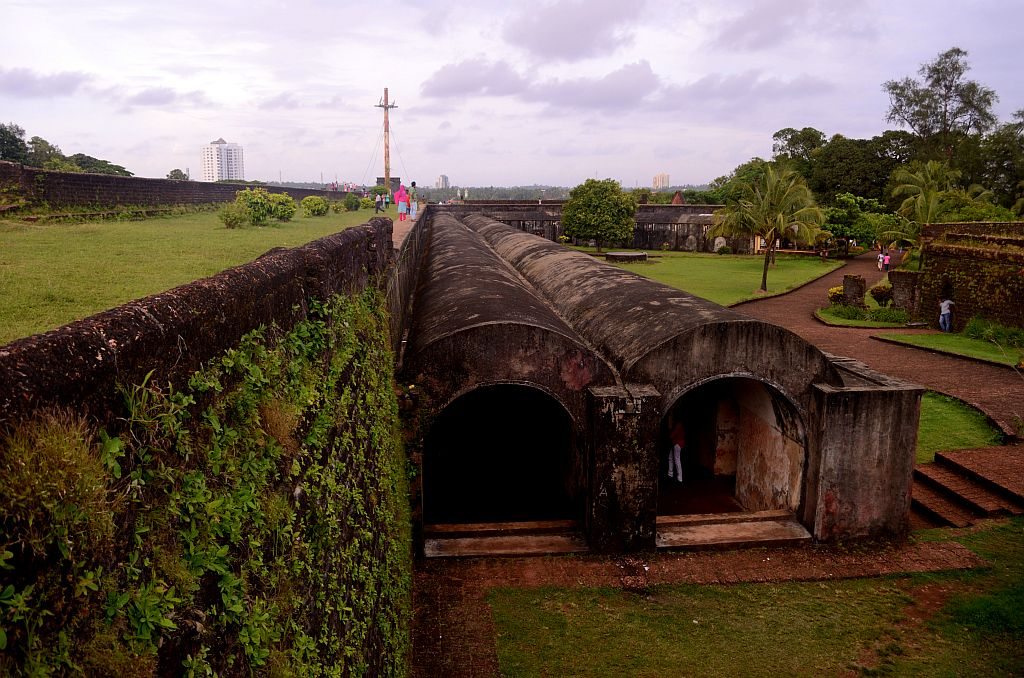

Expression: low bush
xmin=218 ymin=201 xmax=250 ymax=229
xmin=300 ymin=196 xmax=329 ymax=217
xmin=869 ymin=283 xmax=893 ymax=307
xmin=827 ymin=286 xmax=845 ymax=305
xmin=343 ymin=193 xmax=361 ymax=212
xmin=716 ymin=245 xmax=733 ymax=255
xmin=235 ymin=188 xmax=275 ymax=226
xmin=869 ymin=307 xmax=908 ymax=323
xmin=330 ymin=201 xmax=344 ymax=214
xmin=360 ymin=197 xmax=374 ymax=210
xmin=268 ymin=193 xmax=297 ymax=222
xmin=828 ymin=303 xmax=864 ymax=320
xmin=964 ymin=317 xmax=1024 ymax=348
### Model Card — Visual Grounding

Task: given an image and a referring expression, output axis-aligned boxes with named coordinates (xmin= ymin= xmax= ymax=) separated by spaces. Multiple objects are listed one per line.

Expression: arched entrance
xmin=422 ymin=384 xmax=580 ymax=525
xmin=658 ymin=377 xmax=806 ymax=516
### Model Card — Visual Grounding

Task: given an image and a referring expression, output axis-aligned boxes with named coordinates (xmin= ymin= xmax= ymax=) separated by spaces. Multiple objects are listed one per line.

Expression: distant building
xmin=436 ymin=174 xmax=450 ymax=189
xmin=653 ymin=173 xmax=670 ymax=190
xmin=378 ymin=176 xmax=401 ymax=192
xmin=200 ymin=138 xmax=244 ymax=182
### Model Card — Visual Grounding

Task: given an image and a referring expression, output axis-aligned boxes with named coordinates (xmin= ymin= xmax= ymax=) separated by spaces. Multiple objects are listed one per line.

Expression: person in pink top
xmin=395 ymin=184 xmax=409 ymax=221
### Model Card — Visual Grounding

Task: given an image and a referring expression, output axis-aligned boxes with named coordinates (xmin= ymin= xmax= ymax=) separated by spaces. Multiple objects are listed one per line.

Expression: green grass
xmin=0 ymin=209 xmax=374 ymax=344
xmin=916 ymin=392 xmax=1004 ymax=464
xmin=489 ymin=519 xmax=1024 ymax=677
xmin=876 ymin=331 xmax=1024 ymax=367
xmin=815 ymin=305 xmax=908 ymax=328
xmin=574 ymin=248 xmax=842 ymax=306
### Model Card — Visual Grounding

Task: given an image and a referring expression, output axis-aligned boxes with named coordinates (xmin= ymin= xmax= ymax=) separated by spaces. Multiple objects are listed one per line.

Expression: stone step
xmin=910 ymin=481 xmax=977 ymax=528
xmin=424 ymin=532 xmax=589 ymax=558
xmin=656 ymin=514 xmax=811 ymax=551
xmin=937 ymin=447 xmax=1024 ymax=506
xmin=657 ymin=509 xmax=793 ymax=528
xmin=423 ymin=519 xmax=579 ymax=539
xmin=913 ymin=464 xmax=1018 ymax=516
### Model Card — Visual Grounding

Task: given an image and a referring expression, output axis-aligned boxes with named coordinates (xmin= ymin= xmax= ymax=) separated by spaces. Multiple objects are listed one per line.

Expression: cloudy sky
xmin=3 ymin=0 xmax=1022 ymax=187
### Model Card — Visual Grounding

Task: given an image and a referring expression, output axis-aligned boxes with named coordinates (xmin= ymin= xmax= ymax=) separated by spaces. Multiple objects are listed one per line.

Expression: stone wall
xmin=0 ymin=160 xmax=344 ymax=209
xmin=0 ymin=218 xmax=393 ymax=427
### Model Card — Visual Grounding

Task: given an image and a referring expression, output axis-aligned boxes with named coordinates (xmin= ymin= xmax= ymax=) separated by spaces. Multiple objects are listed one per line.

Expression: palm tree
xmin=710 ymin=165 xmax=824 ymax=292
xmin=891 ymin=160 xmax=961 ymax=225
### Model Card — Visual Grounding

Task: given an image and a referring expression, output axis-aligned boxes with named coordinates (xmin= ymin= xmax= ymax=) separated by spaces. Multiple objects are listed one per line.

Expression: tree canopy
xmin=0 ymin=122 xmax=28 ymax=163
xmin=166 ymin=169 xmax=189 ymax=180
xmin=562 ymin=178 xmax=637 ymax=251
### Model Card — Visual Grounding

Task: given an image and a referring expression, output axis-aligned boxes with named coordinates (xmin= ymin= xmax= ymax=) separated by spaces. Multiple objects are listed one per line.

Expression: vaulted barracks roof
xmin=461 ymin=214 xmax=843 ymax=408
xmin=402 ymin=213 xmax=615 ymax=415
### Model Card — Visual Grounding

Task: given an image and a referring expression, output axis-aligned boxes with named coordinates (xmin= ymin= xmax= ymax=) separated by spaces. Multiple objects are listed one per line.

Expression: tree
xmin=771 ymin=127 xmax=826 ymax=178
xmin=710 ymin=157 xmax=770 ymax=203
xmin=823 ymin=193 xmax=893 ymax=255
xmin=883 ymin=47 xmax=998 ymax=159
xmin=562 ymin=178 xmax=637 ymax=251
xmin=166 ymin=169 xmax=189 ymax=180
xmin=25 ymin=136 xmax=63 ymax=167
xmin=710 ymin=165 xmax=824 ymax=292
xmin=891 ymin=160 xmax=961 ymax=225
xmin=0 ymin=122 xmax=28 ymax=163
xmin=67 ymin=153 xmax=133 ymax=176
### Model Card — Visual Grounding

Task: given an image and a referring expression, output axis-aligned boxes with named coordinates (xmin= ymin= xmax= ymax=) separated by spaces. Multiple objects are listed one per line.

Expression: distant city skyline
xmin=3 ymin=1 xmax=1022 ymax=187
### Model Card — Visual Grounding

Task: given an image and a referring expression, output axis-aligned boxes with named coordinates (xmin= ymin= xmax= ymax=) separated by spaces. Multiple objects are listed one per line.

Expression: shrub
xmin=716 ymin=245 xmax=733 ymax=255
xmin=828 ymin=303 xmax=864 ymax=320
xmin=869 ymin=283 xmax=893 ymax=307
xmin=868 ymin=307 xmax=908 ymax=323
xmin=360 ymin=197 xmax=374 ymax=210
xmin=660 ymin=241 xmax=671 ymax=251
xmin=827 ymin=286 xmax=845 ymax=305
xmin=330 ymin=201 xmax=344 ymax=213
xmin=219 ymin=201 xmax=250 ymax=229
xmin=235 ymin=188 xmax=275 ymax=226
xmin=964 ymin=317 xmax=1024 ymax=348
xmin=268 ymin=193 xmax=297 ymax=222
xmin=343 ymin=193 xmax=361 ymax=212
xmin=301 ymin=196 xmax=329 ymax=217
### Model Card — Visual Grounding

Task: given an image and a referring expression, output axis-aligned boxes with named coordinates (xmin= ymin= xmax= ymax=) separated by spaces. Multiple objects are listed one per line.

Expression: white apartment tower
xmin=435 ymin=174 xmax=450 ymax=189
xmin=200 ymin=138 xmax=245 ymax=182
xmin=653 ymin=173 xmax=670 ymax=190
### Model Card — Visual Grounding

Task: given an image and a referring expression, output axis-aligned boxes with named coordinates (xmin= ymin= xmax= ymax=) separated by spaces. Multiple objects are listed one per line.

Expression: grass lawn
xmin=0 ymin=208 xmax=375 ymax=345
xmin=916 ymin=392 xmax=1005 ymax=464
xmin=575 ymin=248 xmax=842 ymax=306
xmin=815 ymin=305 xmax=907 ymax=328
xmin=876 ymin=331 xmax=1024 ymax=368
xmin=489 ymin=518 xmax=1024 ymax=677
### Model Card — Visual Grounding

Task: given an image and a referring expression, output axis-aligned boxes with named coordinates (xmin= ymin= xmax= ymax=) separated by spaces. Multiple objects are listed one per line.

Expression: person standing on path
xmin=939 ymin=297 xmax=955 ymax=332
xmin=374 ymin=192 xmax=383 ymax=213
xmin=877 ymin=251 xmax=884 ymax=271
xmin=883 ymin=252 xmax=891 ymax=272
xmin=409 ymin=181 xmax=418 ymax=219
xmin=395 ymin=184 xmax=409 ymax=221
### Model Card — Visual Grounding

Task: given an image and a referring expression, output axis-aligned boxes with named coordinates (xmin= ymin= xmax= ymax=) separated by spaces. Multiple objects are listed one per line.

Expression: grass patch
xmin=816 ymin=304 xmax=909 ymax=328
xmin=875 ymin=332 xmax=1024 ymax=367
xmin=0 ymin=209 xmax=373 ymax=344
xmin=572 ymin=248 xmax=841 ymax=306
xmin=916 ymin=392 xmax=1004 ymax=463
xmin=489 ymin=519 xmax=1024 ymax=677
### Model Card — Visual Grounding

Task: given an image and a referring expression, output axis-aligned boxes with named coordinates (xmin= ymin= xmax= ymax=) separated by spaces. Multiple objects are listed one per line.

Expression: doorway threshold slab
xmin=424 ymin=532 xmax=589 ymax=558
xmin=656 ymin=511 xmax=811 ymax=550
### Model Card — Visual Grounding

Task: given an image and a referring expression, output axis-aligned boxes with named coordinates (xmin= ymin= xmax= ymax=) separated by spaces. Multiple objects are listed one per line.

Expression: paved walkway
xmin=734 ymin=253 xmax=1023 ymax=438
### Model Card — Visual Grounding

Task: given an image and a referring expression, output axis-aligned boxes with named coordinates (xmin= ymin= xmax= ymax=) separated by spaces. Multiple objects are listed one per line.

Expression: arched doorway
xmin=658 ymin=377 xmax=806 ymax=516
xmin=423 ymin=384 xmax=580 ymax=525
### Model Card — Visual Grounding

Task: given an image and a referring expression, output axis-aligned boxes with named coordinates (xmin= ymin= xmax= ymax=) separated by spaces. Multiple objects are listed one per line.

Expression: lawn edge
xmin=812 ymin=307 xmax=907 ymax=329
xmin=870 ymin=334 xmax=1021 ymax=371
xmin=728 ymin=258 xmax=846 ymax=308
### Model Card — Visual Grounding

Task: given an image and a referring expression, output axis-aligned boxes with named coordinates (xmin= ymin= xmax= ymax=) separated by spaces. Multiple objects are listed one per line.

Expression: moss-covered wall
xmin=0 ymin=290 xmax=410 ymax=675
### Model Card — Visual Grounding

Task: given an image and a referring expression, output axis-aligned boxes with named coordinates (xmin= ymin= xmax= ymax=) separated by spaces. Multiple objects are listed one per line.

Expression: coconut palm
xmin=891 ymin=160 xmax=961 ymax=224
xmin=710 ymin=165 xmax=824 ymax=292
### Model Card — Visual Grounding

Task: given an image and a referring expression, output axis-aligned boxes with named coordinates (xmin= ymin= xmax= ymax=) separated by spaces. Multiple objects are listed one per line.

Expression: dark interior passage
xmin=657 ymin=377 xmax=805 ymax=516
xmin=423 ymin=385 xmax=579 ymax=524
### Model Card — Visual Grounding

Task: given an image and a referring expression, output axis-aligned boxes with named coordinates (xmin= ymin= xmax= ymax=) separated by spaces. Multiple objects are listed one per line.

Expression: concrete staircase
xmin=911 ymin=445 xmax=1024 ymax=528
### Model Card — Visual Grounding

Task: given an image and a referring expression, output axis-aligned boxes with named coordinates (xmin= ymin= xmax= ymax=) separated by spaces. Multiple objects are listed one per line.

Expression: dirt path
xmin=733 ymin=253 xmax=1023 ymax=437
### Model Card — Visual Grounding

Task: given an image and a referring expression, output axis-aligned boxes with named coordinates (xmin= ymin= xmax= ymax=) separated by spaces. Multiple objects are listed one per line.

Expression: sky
xmin=2 ymin=0 xmax=1022 ymax=188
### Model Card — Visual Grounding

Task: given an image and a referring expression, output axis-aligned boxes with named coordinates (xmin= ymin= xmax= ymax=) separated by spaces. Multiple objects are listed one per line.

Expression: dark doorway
xmin=423 ymin=385 xmax=578 ymax=524
xmin=658 ymin=377 xmax=805 ymax=516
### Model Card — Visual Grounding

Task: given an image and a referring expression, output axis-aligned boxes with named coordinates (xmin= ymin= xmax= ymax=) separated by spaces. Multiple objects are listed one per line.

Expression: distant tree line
xmin=0 ymin=122 xmax=133 ymax=176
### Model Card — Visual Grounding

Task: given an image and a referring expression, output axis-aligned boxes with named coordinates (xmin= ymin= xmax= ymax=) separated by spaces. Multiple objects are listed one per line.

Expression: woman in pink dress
xmin=395 ymin=185 xmax=409 ymax=221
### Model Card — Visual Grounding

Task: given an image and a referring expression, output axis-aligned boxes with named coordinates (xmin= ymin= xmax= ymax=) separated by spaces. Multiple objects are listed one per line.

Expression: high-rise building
xmin=435 ymin=174 xmax=450 ymax=189
xmin=200 ymin=138 xmax=245 ymax=182
xmin=653 ymin=173 xmax=670 ymax=190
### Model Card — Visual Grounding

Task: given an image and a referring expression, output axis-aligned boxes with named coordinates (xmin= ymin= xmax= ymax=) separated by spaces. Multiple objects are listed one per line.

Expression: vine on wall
xmin=0 ymin=289 xmax=411 ymax=675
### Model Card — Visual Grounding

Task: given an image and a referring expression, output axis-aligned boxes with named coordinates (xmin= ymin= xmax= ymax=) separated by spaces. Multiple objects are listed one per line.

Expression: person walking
xmin=408 ymin=181 xmax=418 ymax=219
xmin=877 ymin=250 xmax=884 ymax=271
xmin=939 ymin=297 xmax=955 ymax=332
xmin=374 ymin=192 xmax=383 ymax=213
xmin=883 ymin=251 xmax=891 ymax=272
xmin=395 ymin=184 xmax=409 ymax=222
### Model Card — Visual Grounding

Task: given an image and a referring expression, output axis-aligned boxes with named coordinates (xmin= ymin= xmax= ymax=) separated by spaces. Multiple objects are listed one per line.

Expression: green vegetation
xmin=562 ymin=178 xmax=637 ymax=251
xmin=816 ymin=304 xmax=909 ymax=327
xmin=0 ymin=209 xmax=370 ymax=345
xmin=602 ymin=250 xmax=840 ymax=305
xmin=0 ymin=290 xmax=411 ymax=674
xmin=300 ymin=196 xmax=329 ymax=217
xmin=875 ymin=332 xmax=1024 ymax=368
xmin=489 ymin=519 xmax=1024 ymax=676
xmin=710 ymin=165 xmax=825 ymax=292
xmin=916 ymin=392 xmax=1004 ymax=463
